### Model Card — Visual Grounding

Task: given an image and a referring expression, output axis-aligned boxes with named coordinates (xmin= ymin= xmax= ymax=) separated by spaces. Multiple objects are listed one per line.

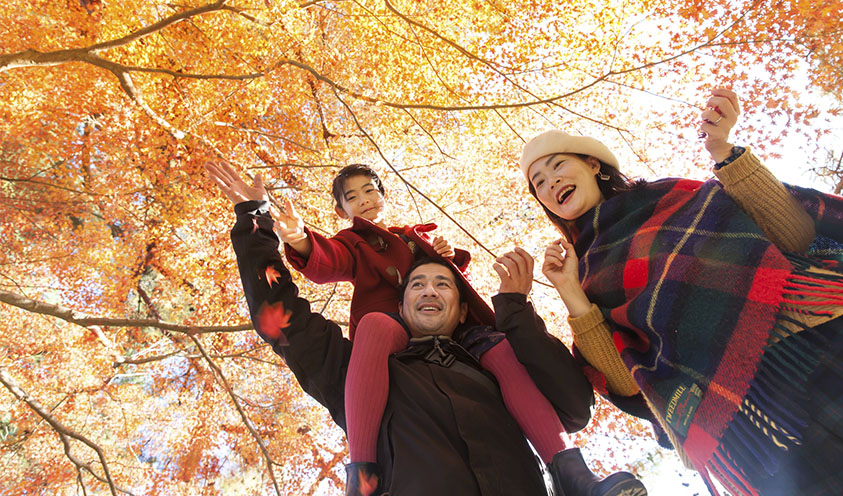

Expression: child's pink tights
xmin=345 ymin=313 xmax=409 ymax=462
xmin=479 ymin=339 xmax=568 ymax=463
xmin=345 ymin=313 xmax=568 ymax=464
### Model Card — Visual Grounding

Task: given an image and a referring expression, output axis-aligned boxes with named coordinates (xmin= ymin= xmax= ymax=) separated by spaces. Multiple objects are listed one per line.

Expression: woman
xmin=520 ymin=89 xmax=843 ymax=496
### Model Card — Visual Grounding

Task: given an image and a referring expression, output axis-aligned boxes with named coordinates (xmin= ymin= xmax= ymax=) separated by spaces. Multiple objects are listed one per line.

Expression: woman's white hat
xmin=519 ymin=130 xmax=619 ymax=180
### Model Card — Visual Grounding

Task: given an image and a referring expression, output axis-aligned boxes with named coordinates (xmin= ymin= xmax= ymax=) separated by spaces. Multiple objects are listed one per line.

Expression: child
xmin=276 ymin=164 xmax=647 ymax=496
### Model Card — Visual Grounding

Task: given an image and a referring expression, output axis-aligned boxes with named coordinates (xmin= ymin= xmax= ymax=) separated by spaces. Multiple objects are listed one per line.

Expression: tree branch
xmin=329 ymin=86 xmax=498 ymax=258
xmin=187 ymin=335 xmax=282 ymax=496
xmin=0 ymin=368 xmax=135 ymax=496
xmin=0 ymin=289 xmax=252 ymax=334
xmin=88 ymin=0 xmax=229 ymax=54
xmin=114 ymin=344 xmax=275 ymax=367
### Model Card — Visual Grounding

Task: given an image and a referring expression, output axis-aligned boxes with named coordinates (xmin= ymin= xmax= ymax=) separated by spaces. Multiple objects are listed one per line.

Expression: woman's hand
xmin=205 ymin=162 xmax=267 ymax=205
xmin=542 ymin=239 xmax=592 ymax=318
xmin=542 ymin=239 xmax=579 ymax=288
xmin=432 ymin=236 xmax=456 ymax=260
xmin=700 ymin=88 xmax=741 ymax=163
xmin=493 ymin=247 xmax=534 ymax=296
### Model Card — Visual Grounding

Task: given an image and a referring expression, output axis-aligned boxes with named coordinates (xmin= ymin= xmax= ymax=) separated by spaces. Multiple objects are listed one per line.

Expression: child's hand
xmin=493 ymin=247 xmax=534 ymax=296
xmin=542 ymin=239 xmax=580 ymax=289
xmin=205 ymin=162 xmax=267 ymax=204
xmin=432 ymin=236 xmax=456 ymax=260
xmin=275 ymin=199 xmax=312 ymax=257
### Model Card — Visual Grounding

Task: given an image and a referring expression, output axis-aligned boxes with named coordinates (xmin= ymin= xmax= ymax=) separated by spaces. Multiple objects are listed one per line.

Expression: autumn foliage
xmin=1 ymin=0 xmax=840 ymax=494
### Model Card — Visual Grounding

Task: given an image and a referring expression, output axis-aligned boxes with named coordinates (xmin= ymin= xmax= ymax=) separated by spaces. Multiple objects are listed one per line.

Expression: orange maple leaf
xmin=257 ymin=301 xmax=292 ymax=345
xmin=265 ymin=265 xmax=281 ymax=287
xmin=358 ymin=469 xmax=380 ymax=496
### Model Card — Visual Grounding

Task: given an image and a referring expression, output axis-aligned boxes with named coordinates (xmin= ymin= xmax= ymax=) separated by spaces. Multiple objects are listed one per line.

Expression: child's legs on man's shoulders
xmin=345 ymin=312 xmax=409 ymax=462
xmin=480 ymin=339 xmax=569 ymax=463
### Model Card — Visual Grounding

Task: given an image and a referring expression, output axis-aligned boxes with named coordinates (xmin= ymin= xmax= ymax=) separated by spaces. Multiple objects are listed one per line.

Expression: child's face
xmin=335 ymin=174 xmax=386 ymax=226
xmin=528 ymin=153 xmax=604 ymax=221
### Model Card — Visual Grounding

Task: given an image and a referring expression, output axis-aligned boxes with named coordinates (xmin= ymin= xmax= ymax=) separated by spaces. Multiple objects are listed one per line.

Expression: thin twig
xmin=0 ymin=368 xmax=135 ymax=496
xmin=187 ymin=335 xmax=282 ymax=495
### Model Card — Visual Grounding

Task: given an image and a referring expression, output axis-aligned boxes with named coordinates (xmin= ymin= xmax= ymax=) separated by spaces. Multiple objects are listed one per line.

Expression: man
xmin=210 ymin=164 xmax=597 ymax=495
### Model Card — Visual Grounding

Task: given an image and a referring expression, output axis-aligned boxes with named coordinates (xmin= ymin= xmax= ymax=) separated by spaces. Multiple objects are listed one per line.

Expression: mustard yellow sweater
xmin=569 ymin=148 xmax=839 ymax=398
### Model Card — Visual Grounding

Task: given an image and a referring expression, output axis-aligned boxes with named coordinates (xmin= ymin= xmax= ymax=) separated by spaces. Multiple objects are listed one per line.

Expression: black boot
xmin=345 ymin=462 xmax=384 ymax=496
xmin=548 ymin=448 xmax=647 ymax=496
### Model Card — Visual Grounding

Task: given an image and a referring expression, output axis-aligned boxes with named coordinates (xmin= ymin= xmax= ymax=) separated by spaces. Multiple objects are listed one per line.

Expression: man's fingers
xmin=209 ymin=161 xmax=236 ymax=185
xmin=207 ymin=172 xmax=228 ymax=190
xmin=204 ymin=163 xmax=227 ymax=185
xmin=512 ymin=247 xmax=534 ymax=272
xmin=497 ymin=251 xmax=529 ymax=280
xmin=492 ymin=262 xmax=509 ymax=280
xmin=496 ymin=253 xmax=517 ymax=275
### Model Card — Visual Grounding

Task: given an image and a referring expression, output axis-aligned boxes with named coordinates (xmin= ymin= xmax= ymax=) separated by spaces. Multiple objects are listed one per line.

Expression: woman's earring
xmin=597 ymin=170 xmax=610 ymax=181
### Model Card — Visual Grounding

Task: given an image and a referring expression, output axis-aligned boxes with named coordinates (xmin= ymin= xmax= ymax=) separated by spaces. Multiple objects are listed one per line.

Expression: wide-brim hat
xmin=519 ymin=129 xmax=619 ymax=181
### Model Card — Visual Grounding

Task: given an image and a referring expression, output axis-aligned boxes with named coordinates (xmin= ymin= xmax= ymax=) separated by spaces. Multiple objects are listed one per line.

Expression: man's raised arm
xmin=207 ymin=162 xmax=353 ymax=429
xmin=492 ymin=248 xmax=594 ymax=432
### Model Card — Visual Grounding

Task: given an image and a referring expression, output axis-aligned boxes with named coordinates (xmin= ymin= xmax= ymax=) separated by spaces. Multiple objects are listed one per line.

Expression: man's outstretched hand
xmin=493 ymin=247 xmax=534 ymax=296
xmin=205 ymin=162 xmax=267 ymax=205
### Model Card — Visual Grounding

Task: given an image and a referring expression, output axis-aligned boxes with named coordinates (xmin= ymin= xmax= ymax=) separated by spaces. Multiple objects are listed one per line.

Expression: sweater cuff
xmin=712 ymin=146 xmax=760 ymax=184
xmin=567 ymin=303 xmax=606 ymax=336
xmin=713 ymin=146 xmax=746 ymax=170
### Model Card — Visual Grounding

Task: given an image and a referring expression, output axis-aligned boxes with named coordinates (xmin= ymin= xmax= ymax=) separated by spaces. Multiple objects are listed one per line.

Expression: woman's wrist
xmin=713 ymin=146 xmax=746 ymax=170
xmin=706 ymin=140 xmax=734 ymax=164
xmin=553 ymin=282 xmax=592 ymax=318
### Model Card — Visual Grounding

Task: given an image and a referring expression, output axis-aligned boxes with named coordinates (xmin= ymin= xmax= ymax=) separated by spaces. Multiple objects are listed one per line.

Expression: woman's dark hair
xmin=527 ymin=154 xmax=637 ymax=242
xmin=398 ymin=256 xmax=468 ymax=304
xmin=331 ymin=164 xmax=386 ymax=207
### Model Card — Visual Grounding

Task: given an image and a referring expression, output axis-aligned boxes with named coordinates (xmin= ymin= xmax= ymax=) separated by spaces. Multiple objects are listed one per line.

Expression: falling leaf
xmin=257 ymin=301 xmax=292 ymax=344
xmin=265 ymin=265 xmax=281 ymax=287
xmin=358 ymin=468 xmax=380 ymax=496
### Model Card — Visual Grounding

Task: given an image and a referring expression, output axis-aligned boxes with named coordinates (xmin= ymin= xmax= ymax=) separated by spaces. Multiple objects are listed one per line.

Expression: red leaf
xmin=358 ymin=468 xmax=380 ymax=496
xmin=257 ymin=301 xmax=291 ymax=344
xmin=265 ymin=265 xmax=281 ymax=287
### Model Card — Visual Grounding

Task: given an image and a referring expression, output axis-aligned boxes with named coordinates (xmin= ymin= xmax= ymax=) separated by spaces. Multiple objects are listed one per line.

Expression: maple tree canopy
xmin=1 ymin=0 xmax=840 ymax=494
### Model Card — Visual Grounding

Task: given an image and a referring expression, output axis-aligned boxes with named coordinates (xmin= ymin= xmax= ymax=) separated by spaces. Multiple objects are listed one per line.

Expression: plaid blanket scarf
xmin=573 ymin=178 xmax=843 ymax=495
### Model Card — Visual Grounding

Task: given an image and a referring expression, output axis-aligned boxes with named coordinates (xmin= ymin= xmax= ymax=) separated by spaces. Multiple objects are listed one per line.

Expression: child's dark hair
xmin=331 ymin=164 xmax=386 ymax=207
xmin=398 ymin=257 xmax=468 ymax=304
xmin=527 ymin=154 xmax=639 ymax=242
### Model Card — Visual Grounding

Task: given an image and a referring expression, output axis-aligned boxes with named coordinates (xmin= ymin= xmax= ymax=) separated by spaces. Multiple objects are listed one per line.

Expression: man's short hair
xmin=398 ymin=257 xmax=468 ymax=304
xmin=331 ymin=164 xmax=386 ymax=207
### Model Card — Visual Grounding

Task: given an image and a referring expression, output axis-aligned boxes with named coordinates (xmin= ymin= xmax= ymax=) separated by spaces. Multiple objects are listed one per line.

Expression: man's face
xmin=399 ymin=263 xmax=467 ymax=338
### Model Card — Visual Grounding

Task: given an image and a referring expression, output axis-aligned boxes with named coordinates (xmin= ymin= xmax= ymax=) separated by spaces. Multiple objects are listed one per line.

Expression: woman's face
xmin=528 ymin=153 xmax=604 ymax=221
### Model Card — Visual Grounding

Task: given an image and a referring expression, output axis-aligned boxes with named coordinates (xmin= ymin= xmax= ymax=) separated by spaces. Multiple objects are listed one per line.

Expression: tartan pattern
xmin=749 ymin=317 xmax=843 ymax=496
xmin=572 ymin=178 xmax=843 ymax=494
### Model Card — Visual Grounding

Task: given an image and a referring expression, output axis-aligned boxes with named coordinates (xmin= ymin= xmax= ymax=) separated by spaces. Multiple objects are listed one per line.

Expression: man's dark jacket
xmin=231 ymin=201 xmax=594 ymax=495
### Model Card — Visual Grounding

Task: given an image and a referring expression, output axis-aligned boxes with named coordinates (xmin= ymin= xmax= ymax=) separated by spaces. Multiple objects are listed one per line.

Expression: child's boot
xmin=548 ymin=448 xmax=647 ymax=496
xmin=345 ymin=462 xmax=383 ymax=496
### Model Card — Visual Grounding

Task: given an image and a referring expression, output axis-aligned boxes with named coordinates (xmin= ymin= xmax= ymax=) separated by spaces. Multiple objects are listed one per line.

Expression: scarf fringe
xmin=706 ymin=254 xmax=841 ymax=495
